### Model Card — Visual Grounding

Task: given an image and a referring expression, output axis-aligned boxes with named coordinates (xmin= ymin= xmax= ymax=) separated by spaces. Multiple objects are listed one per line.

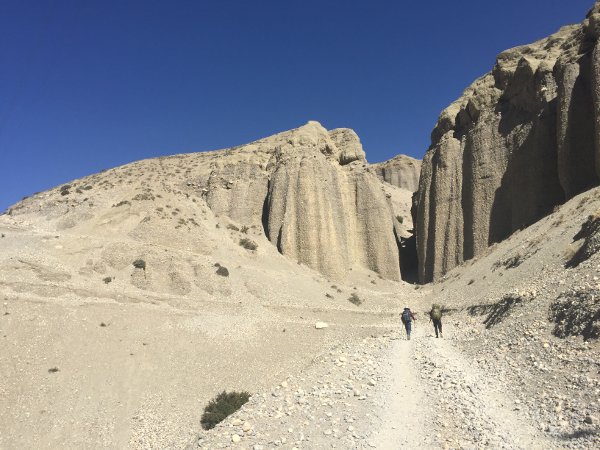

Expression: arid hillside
xmin=0 ymin=122 xmax=420 ymax=449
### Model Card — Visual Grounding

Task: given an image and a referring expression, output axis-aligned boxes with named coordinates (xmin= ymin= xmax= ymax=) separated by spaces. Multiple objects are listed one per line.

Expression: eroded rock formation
xmin=372 ymin=154 xmax=421 ymax=192
xmin=189 ymin=121 xmax=402 ymax=281
xmin=416 ymin=2 xmax=600 ymax=283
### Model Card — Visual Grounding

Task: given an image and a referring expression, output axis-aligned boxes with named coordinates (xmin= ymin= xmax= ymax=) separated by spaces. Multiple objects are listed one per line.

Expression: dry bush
xmin=239 ymin=238 xmax=258 ymax=251
xmin=201 ymin=391 xmax=251 ymax=430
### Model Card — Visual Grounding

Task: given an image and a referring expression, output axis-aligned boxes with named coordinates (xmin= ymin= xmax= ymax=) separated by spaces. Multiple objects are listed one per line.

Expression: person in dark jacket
xmin=429 ymin=303 xmax=443 ymax=338
xmin=401 ymin=307 xmax=417 ymax=340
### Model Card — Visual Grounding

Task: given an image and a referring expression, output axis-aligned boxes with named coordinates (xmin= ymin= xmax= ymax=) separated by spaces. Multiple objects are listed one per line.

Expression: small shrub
xmin=226 ymin=224 xmax=240 ymax=231
xmin=103 ymin=276 xmax=113 ymax=284
xmin=396 ymin=215 xmax=404 ymax=224
xmin=113 ymin=200 xmax=131 ymax=208
xmin=1 ymin=233 xmax=4 ymax=238
xmin=216 ymin=266 xmax=229 ymax=277
xmin=468 ymin=279 xmax=475 ymax=285
xmin=48 ymin=367 xmax=59 ymax=373
xmin=348 ymin=293 xmax=362 ymax=306
xmin=239 ymin=238 xmax=258 ymax=251
xmin=132 ymin=259 xmax=146 ymax=270
xmin=325 ymin=293 xmax=334 ymax=299
xmin=201 ymin=391 xmax=251 ymax=430
xmin=100 ymin=322 xmax=107 ymax=327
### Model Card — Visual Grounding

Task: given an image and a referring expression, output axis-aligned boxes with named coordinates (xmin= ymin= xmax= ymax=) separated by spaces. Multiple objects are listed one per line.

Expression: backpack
xmin=431 ymin=306 xmax=442 ymax=320
xmin=401 ymin=309 xmax=412 ymax=323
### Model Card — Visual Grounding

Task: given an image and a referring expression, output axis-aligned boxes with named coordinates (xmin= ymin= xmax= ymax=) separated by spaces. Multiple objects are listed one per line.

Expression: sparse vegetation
xmin=348 ymin=293 xmax=363 ymax=306
xmin=132 ymin=259 xmax=146 ymax=270
xmin=493 ymin=253 xmax=525 ymax=270
xmin=216 ymin=266 xmax=229 ymax=277
xmin=396 ymin=215 xmax=404 ymax=224
xmin=240 ymin=225 xmax=249 ymax=234
xmin=113 ymin=200 xmax=131 ymax=208
xmin=549 ymin=288 xmax=600 ymax=340
xmin=48 ymin=367 xmax=59 ymax=373
xmin=132 ymin=192 xmax=155 ymax=201
xmin=325 ymin=293 xmax=334 ymax=299
xmin=103 ymin=276 xmax=113 ymax=284
xmin=201 ymin=391 xmax=251 ymax=430
xmin=227 ymin=224 xmax=240 ymax=231
xmin=239 ymin=238 xmax=258 ymax=251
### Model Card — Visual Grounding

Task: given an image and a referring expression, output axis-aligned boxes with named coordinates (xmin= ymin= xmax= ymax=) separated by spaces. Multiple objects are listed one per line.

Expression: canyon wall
xmin=416 ymin=2 xmax=600 ymax=283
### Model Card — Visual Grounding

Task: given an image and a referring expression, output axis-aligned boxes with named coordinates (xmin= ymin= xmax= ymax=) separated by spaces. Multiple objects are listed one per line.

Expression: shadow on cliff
xmin=398 ymin=231 xmax=418 ymax=284
xmin=488 ymin=92 xmax=564 ymax=248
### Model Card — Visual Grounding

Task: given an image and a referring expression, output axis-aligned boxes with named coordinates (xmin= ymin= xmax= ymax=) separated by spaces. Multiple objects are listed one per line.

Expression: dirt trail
xmin=374 ymin=322 xmax=557 ymax=449
xmin=372 ymin=325 xmax=431 ymax=449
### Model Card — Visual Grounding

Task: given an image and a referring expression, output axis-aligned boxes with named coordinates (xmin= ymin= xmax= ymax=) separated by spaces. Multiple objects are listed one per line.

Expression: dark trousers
xmin=432 ymin=318 xmax=442 ymax=337
xmin=403 ymin=320 xmax=412 ymax=339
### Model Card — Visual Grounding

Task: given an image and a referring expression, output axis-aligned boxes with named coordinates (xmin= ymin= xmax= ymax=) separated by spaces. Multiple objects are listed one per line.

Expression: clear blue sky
xmin=0 ymin=0 xmax=594 ymax=211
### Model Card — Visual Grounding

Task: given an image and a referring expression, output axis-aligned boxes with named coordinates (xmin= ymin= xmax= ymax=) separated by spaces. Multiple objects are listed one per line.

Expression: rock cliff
xmin=204 ymin=122 xmax=400 ymax=280
xmin=416 ymin=2 xmax=600 ymax=283
xmin=372 ymin=154 xmax=421 ymax=192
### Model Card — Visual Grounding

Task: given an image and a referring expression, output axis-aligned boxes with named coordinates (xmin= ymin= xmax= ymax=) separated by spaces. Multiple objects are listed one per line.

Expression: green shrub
xmin=240 ymin=225 xmax=249 ymax=234
xmin=201 ymin=391 xmax=251 ymax=430
xmin=348 ymin=293 xmax=362 ymax=306
xmin=133 ymin=259 xmax=146 ymax=270
xmin=216 ymin=266 xmax=229 ymax=277
xmin=396 ymin=215 xmax=404 ymax=224
xmin=239 ymin=238 xmax=258 ymax=251
xmin=103 ymin=276 xmax=113 ymax=284
xmin=226 ymin=224 xmax=240 ymax=231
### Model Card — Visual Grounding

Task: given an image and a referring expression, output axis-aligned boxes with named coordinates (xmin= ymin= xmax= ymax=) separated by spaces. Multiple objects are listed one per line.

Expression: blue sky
xmin=0 ymin=0 xmax=594 ymax=211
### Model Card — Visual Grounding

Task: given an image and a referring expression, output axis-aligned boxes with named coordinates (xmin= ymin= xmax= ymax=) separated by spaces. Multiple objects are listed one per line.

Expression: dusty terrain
xmin=188 ymin=186 xmax=600 ymax=450
xmin=0 ymin=122 xmax=418 ymax=449
xmin=2 ymin=164 xmax=600 ymax=449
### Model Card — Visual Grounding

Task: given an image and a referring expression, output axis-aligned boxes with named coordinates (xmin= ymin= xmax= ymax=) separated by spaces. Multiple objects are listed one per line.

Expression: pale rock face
xmin=372 ymin=154 xmax=421 ymax=192
xmin=191 ymin=121 xmax=401 ymax=281
xmin=328 ymin=128 xmax=367 ymax=165
xmin=263 ymin=122 xmax=400 ymax=281
xmin=203 ymin=122 xmax=401 ymax=281
xmin=417 ymin=2 xmax=600 ymax=283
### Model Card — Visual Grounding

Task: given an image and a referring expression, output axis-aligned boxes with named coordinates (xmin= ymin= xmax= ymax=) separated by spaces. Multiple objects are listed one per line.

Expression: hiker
xmin=429 ymin=303 xmax=443 ymax=338
xmin=401 ymin=307 xmax=416 ymax=340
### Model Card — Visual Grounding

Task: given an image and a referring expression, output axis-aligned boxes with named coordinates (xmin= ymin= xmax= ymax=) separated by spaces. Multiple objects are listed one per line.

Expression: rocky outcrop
xmin=202 ymin=121 xmax=402 ymax=281
xmin=416 ymin=2 xmax=600 ymax=283
xmin=372 ymin=154 xmax=421 ymax=192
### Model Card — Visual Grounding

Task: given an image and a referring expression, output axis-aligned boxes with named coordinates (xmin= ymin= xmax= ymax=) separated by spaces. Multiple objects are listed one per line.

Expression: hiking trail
xmin=373 ymin=322 xmax=557 ymax=449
